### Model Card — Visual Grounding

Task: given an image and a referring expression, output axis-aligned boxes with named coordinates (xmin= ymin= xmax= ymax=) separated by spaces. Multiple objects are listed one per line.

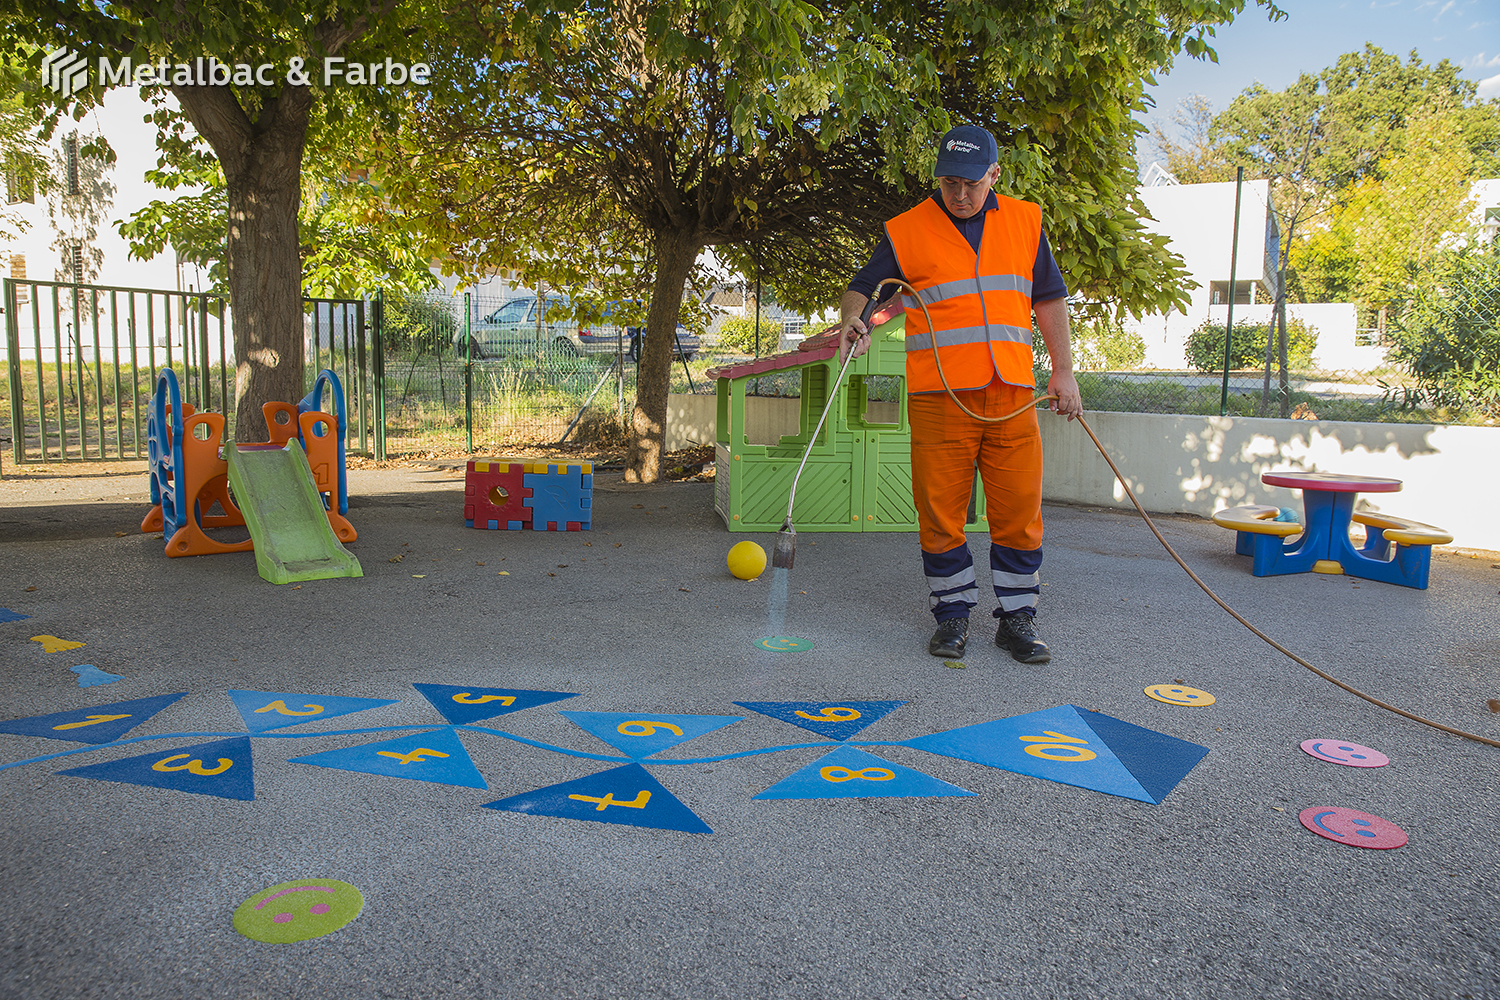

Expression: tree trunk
xmin=625 ymin=228 xmax=701 ymax=483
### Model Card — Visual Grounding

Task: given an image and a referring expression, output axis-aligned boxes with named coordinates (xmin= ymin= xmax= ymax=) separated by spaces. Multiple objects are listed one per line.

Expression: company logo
xmin=42 ymin=48 xmax=90 ymax=97
xmin=945 ymin=139 xmax=982 ymax=155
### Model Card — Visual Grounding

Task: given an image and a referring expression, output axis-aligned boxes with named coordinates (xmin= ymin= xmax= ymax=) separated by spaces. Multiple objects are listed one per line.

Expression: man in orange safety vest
xmin=838 ymin=125 xmax=1082 ymax=664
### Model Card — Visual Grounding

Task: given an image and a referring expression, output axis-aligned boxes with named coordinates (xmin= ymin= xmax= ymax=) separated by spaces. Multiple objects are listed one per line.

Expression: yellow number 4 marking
xmin=152 ymin=754 xmax=234 ymax=775
xmin=1019 ymin=731 xmax=1098 ymax=762
xmin=568 ymin=790 xmax=652 ymax=811
xmin=52 ymin=714 xmax=132 ymax=731
xmin=795 ymin=707 xmax=862 ymax=722
xmin=253 ymin=700 xmax=324 ymax=717
xmin=375 ymin=748 xmax=450 ymax=765
xmin=451 ymin=693 xmax=516 ymax=706
xmin=616 ymin=720 xmax=683 ymax=737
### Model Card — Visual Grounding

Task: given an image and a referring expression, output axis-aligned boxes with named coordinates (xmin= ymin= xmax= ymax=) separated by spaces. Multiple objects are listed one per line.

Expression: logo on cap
xmin=945 ymin=140 xmax=982 ymax=154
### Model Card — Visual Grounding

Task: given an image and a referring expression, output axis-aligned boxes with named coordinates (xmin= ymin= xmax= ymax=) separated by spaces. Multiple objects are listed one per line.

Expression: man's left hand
xmin=1047 ymin=370 xmax=1082 ymax=421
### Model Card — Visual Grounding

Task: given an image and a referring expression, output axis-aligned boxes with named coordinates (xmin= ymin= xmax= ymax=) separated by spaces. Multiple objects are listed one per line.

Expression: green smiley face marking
xmin=233 ymin=879 xmax=364 ymax=943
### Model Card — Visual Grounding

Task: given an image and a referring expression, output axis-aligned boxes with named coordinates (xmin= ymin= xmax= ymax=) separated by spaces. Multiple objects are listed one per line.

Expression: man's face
xmin=937 ymin=164 xmax=1000 ymax=219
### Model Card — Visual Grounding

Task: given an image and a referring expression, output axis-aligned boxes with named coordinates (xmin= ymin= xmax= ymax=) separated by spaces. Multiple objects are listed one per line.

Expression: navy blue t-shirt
xmin=848 ymin=192 xmax=1069 ymax=304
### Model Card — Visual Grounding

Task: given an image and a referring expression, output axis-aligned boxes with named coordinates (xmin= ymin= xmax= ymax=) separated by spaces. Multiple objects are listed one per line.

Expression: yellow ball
xmin=726 ymin=540 xmax=767 ymax=580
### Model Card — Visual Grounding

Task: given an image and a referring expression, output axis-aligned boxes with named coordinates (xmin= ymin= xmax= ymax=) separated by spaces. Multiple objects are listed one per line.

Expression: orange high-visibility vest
xmin=885 ymin=196 xmax=1041 ymax=392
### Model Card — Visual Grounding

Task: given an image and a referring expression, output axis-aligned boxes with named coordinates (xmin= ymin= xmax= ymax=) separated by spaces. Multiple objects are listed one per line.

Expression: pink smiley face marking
xmin=1299 ymin=739 xmax=1390 ymax=768
xmin=1298 ymin=806 xmax=1408 ymax=849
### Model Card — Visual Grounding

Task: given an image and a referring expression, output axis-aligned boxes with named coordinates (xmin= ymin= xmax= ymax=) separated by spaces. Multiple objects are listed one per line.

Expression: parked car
xmin=627 ymin=324 xmax=701 ymax=362
xmin=453 ymin=296 xmax=571 ymax=359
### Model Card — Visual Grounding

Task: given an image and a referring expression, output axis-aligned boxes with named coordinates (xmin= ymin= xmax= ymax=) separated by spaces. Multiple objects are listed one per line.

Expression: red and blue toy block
xmin=465 ymin=461 xmax=592 ymax=531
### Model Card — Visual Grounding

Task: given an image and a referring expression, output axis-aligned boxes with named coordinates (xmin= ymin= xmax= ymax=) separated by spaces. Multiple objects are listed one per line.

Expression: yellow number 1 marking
xmin=152 ymin=754 xmax=234 ymax=775
xmin=375 ymin=748 xmax=450 ymax=765
xmin=1019 ymin=731 xmax=1098 ymax=761
xmin=253 ymin=700 xmax=324 ymax=716
xmin=568 ymin=790 xmax=652 ymax=811
xmin=616 ymin=720 xmax=684 ymax=737
xmin=52 ymin=714 xmax=132 ymax=731
xmin=452 ymin=693 xmax=516 ymax=706
xmin=795 ymin=707 xmax=862 ymax=722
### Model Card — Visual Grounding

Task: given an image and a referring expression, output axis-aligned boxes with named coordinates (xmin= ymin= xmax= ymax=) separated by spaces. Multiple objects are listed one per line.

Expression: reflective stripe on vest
xmin=886 ymin=196 xmax=1041 ymax=393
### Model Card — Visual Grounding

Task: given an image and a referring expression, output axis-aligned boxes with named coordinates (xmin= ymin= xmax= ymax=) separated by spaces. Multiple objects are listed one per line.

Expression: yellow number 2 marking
xmin=1019 ymin=731 xmax=1098 ymax=762
xmin=568 ymin=790 xmax=652 ymax=811
xmin=152 ymin=754 xmax=234 ymax=775
xmin=253 ymin=700 xmax=324 ymax=717
xmin=451 ymin=693 xmax=516 ymax=706
xmin=616 ymin=720 xmax=684 ymax=737
xmin=374 ymin=748 xmax=450 ymax=765
xmin=820 ymin=766 xmax=896 ymax=783
xmin=52 ymin=714 xmax=132 ymax=731
xmin=795 ymin=707 xmax=862 ymax=722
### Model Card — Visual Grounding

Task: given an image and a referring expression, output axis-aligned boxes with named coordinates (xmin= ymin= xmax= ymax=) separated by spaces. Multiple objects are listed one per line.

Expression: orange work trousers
xmin=907 ymin=378 xmax=1044 ymax=555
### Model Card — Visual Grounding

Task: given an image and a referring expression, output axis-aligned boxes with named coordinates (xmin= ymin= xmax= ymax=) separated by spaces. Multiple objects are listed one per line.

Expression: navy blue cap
xmin=934 ymin=125 xmax=998 ymax=181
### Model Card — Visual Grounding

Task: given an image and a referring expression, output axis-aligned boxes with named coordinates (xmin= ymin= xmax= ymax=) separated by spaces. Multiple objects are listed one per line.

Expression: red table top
xmin=1261 ymin=471 xmax=1402 ymax=492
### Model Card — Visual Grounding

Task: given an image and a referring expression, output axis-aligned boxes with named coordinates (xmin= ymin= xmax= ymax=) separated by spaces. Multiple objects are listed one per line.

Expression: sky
xmin=1143 ymin=0 xmax=1500 ymax=133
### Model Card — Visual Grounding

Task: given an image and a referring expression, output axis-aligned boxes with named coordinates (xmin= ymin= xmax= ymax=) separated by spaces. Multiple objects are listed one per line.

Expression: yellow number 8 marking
xmin=820 ymin=766 xmax=896 ymax=783
xmin=617 ymin=720 xmax=684 ymax=737
xmin=1019 ymin=731 xmax=1098 ymax=761
xmin=152 ymin=754 xmax=234 ymax=775
xmin=795 ymin=707 xmax=862 ymax=722
xmin=452 ymin=693 xmax=516 ymax=706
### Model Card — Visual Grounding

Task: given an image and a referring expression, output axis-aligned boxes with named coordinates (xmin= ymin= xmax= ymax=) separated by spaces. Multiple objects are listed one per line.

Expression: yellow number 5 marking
xmin=253 ymin=700 xmax=324 ymax=716
xmin=568 ymin=790 xmax=652 ymax=811
xmin=452 ymin=693 xmax=516 ymax=706
xmin=52 ymin=714 xmax=132 ymax=731
xmin=795 ymin=707 xmax=862 ymax=722
xmin=152 ymin=754 xmax=234 ymax=775
xmin=616 ymin=720 xmax=683 ymax=737
xmin=1019 ymin=731 xmax=1098 ymax=761
xmin=820 ymin=766 xmax=896 ymax=783
xmin=375 ymin=748 xmax=450 ymax=765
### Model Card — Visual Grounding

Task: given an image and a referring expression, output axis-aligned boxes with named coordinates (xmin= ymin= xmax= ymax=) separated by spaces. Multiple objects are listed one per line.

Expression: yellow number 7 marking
xmin=616 ymin=720 xmax=683 ymax=737
xmin=1019 ymin=731 xmax=1097 ymax=761
xmin=253 ymin=700 xmax=324 ymax=716
xmin=795 ymin=707 xmax=862 ymax=722
xmin=452 ymin=693 xmax=516 ymax=706
xmin=152 ymin=754 xmax=234 ymax=775
xmin=52 ymin=714 xmax=132 ymax=731
xmin=568 ymin=790 xmax=652 ymax=811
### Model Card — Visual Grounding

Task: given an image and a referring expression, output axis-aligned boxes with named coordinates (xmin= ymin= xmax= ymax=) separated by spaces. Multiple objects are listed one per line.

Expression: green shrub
xmin=1384 ymin=244 xmax=1500 ymax=418
xmin=1186 ymin=315 xmax=1317 ymax=372
xmin=385 ymin=294 xmax=459 ymax=354
xmin=1072 ymin=317 xmax=1146 ymax=370
xmin=715 ymin=316 xmax=782 ymax=355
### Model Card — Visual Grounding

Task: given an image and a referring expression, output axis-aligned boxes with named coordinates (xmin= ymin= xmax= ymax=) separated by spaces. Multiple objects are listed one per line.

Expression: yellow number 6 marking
xmin=1019 ymin=731 xmax=1098 ymax=761
xmin=52 ymin=714 xmax=132 ymax=731
xmin=795 ymin=707 xmax=862 ymax=722
xmin=820 ymin=766 xmax=896 ymax=783
xmin=452 ymin=693 xmax=516 ymax=706
xmin=616 ymin=720 xmax=684 ymax=737
xmin=152 ymin=754 xmax=234 ymax=775
xmin=568 ymin=790 xmax=652 ymax=811
xmin=253 ymin=700 xmax=324 ymax=716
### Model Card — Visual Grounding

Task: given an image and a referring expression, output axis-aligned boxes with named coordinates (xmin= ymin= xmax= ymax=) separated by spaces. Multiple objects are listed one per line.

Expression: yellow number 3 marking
xmin=795 ymin=707 xmax=862 ymax=722
xmin=152 ymin=754 xmax=234 ymax=775
xmin=253 ymin=700 xmax=324 ymax=717
xmin=1019 ymin=731 xmax=1098 ymax=761
xmin=452 ymin=693 xmax=516 ymax=706
xmin=616 ymin=720 xmax=684 ymax=737
xmin=820 ymin=766 xmax=896 ymax=783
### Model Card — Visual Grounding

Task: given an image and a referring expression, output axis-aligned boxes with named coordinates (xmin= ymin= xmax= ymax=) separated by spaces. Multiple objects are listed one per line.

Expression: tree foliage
xmin=1185 ymin=315 xmax=1316 ymax=371
xmin=1384 ymin=242 xmax=1500 ymax=418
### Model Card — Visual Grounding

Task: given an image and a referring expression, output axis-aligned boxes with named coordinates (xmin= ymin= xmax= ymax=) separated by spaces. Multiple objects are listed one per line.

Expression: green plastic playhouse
xmin=710 ymin=305 xmax=987 ymax=533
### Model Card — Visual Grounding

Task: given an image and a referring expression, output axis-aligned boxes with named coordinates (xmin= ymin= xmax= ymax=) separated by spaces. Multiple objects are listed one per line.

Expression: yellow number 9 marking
xmin=795 ymin=707 xmax=862 ymax=722
xmin=253 ymin=700 xmax=324 ymax=717
xmin=1019 ymin=731 xmax=1098 ymax=762
xmin=452 ymin=693 xmax=516 ymax=706
xmin=152 ymin=754 xmax=234 ymax=775
xmin=616 ymin=720 xmax=684 ymax=737
xmin=819 ymin=766 xmax=896 ymax=783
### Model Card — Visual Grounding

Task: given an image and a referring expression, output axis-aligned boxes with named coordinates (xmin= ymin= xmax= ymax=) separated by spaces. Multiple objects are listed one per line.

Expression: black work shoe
xmin=928 ymin=618 xmax=969 ymax=658
xmin=995 ymin=613 xmax=1051 ymax=664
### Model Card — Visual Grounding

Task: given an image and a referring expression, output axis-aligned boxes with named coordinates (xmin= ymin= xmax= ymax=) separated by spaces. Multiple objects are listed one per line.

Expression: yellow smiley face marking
xmin=1144 ymin=684 xmax=1216 ymax=706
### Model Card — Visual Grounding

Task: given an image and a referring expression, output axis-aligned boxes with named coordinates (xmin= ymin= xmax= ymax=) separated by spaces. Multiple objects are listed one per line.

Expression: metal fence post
xmin=1219 ymin=166 xmax=1244 ymax=417
xmin=464 ymin=291 xmax=473 ymax=454
xmin=372 ymin=289 xmax=386 ymax=461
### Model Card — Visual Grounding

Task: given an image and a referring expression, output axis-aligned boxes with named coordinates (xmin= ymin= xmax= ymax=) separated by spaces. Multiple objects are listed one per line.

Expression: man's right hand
xmin=839 ymin=316 xmax=872 ymax=362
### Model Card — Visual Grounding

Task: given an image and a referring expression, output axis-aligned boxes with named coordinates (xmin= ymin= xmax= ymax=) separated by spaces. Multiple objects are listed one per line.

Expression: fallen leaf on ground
xmin=412 ymin=574 xmax=426 ymax=578
xmin=475 ymin=561 xmax=485 ymax=566
xmin=1488 ymin=699 xmax=1500 ymax=713
xmin=679 ymin=587 xmax=691 ymax=592
xmin=498 ymin=571 xmax=510 ymax=575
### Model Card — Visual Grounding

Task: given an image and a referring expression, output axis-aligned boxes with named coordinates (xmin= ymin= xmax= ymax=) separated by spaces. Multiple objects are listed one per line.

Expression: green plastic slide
xmin=225 ymin=440 xmax=363 ymax=585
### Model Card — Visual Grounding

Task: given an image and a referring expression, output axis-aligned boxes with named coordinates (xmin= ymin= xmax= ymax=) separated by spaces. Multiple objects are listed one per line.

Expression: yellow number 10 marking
xmin=795 ymin=707 xmax=862 ymax=722
xmin=254 ymin=700 xmax=324 ymax=717
xmin=568 ymin=790 xmax=652 ymax=811
xmin=452 ymin=693 xmax=516 ymax=706
xmin=152 ymin=754 xmax=234 ymax=775
xmin=1019 ymin=731 xmax=1098 ymax=761
xmin=820 ymin=766 xmax=896 ymax=783
xmin=616 ymin=720 xmax=683 ymax=737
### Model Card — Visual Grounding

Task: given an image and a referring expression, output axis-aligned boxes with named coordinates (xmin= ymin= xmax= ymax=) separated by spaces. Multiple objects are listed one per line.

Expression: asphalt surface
xmin=1 ymin=462 xmax=1497 ymax=1000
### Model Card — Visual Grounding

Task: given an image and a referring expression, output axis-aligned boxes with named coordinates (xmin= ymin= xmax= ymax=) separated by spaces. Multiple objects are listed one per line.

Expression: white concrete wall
xmin=670 ymin=393 xmax=1498 ymax=552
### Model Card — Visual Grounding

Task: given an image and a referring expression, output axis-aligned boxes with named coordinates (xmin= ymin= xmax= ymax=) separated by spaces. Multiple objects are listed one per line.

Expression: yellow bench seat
xmin=1352 ymin=511 xmax=1453 ymax=547
xmin=1211 ymin=504 xmax=1303 ymax=537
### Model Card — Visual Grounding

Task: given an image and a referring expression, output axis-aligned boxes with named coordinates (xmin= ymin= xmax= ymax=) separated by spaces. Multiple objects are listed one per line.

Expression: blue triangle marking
xmin=58 ymin=736 xmax=255 ymax=801
xmin=228 ymin=690 xmax=400 ymax=733
xmin=560 ymin=711 xmax=741 ymax=759
xmin=0 ymin=693 xmax=187 ymax=744
xmin=1074 ymin=708 xmax=1209 ymax=803
xmin=754 ymin=745 xmax=975 ymax=800
xmin=481 ymin=763 xmax=711 ymax=833
xmin=289 ymin=727 xmax=487 ymax=789
xmin=903 ymin=705 xmax=1155 ymax=803
xmin=733 ymin=700 xmax=906 ymax=741
xmin=411 ymin=683 xmax=578 ymax=725
xmin=0 ymin=608 xmax=32 ymax=623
